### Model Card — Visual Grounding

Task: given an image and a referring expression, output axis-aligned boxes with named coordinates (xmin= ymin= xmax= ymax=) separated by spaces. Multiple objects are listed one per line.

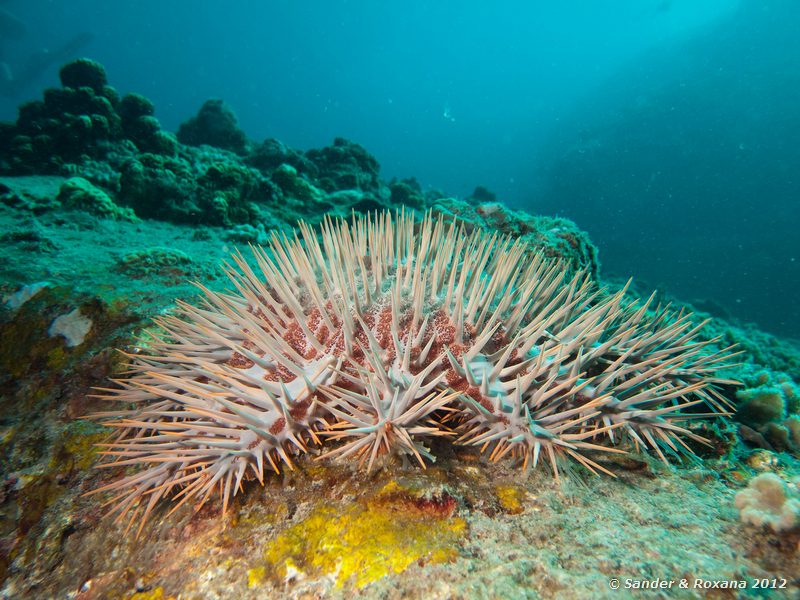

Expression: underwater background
xmin=2 ymin=0 xmax=797 ymax=338
xmin=0 ymin=1 xmax=799 ymax=598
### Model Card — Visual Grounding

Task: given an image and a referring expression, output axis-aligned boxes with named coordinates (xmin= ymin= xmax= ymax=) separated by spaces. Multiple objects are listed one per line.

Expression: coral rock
xmin=735 ymin=473 xmax=800 ymax=533
xmin=59 ymin=58 xmax=108 ymax=92
xmin=177 ymin=99 xmax=248 ymax=155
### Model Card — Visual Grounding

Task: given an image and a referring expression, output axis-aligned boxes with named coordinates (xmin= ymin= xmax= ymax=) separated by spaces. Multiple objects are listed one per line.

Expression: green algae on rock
xmin=58 ymin=176 xmax=138 ymax=221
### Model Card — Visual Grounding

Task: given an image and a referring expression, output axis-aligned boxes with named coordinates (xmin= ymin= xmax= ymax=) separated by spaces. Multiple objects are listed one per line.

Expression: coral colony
xmin=88 ymin=210 xmax=738 ymax=535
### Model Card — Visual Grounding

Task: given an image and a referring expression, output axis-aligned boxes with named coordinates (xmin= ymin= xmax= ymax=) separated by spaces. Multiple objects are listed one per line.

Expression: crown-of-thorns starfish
xmin=87 ymin=209 xmax=739 ymax=535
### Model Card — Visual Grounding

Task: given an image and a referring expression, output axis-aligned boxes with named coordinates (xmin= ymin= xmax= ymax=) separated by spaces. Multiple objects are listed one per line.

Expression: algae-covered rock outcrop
xmin=0 ymin=60 xmax=399 ymax=229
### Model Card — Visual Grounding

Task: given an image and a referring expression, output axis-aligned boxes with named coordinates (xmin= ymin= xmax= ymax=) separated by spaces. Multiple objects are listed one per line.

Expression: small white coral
xmin=3 ymin=282 xmax=49 ymax=310
xmin=734 ymin=473 xmax=800 ymax=533
xmin=48 ymin=308 xmax=92 ymax=347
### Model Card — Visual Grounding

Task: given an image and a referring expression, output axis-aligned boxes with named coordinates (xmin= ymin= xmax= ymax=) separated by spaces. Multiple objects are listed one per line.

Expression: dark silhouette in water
xmin=534 ymin=0 xmax=800 ymax=339
xmin=0 ymin=6 xmax=26 ymax=41
xmin=0 ymin=4 xmax=26 ymax=90
xmin=1 ymin=32 xmax=94 ymax=97
xmin=0 ymin=3 xmax=93 ymax=98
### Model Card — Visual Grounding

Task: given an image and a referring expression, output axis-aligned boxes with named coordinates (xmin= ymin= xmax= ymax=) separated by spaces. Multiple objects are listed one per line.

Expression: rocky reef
xmin=0 ymin=59 xmax=407 ymax=230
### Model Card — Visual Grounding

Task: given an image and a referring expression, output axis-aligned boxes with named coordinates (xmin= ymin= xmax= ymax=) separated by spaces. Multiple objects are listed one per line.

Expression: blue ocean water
xmin=1 ymin=0 xmax=797 ymax=337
